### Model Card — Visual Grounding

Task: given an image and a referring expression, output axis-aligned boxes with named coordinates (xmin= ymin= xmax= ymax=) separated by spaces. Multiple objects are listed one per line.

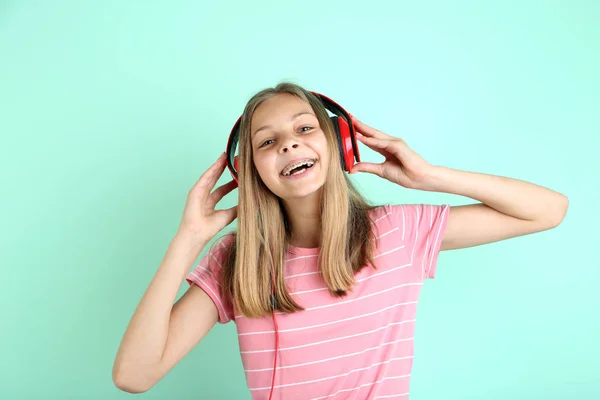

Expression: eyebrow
xmin=252 ymin=112 xmax=316 ymax=138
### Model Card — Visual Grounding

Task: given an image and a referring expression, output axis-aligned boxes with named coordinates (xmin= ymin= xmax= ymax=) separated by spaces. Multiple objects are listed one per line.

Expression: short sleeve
xmin=185 ymin=233 xmax=235 ymax=324
xmin=388 ymin=204 xmax=450 ymax=281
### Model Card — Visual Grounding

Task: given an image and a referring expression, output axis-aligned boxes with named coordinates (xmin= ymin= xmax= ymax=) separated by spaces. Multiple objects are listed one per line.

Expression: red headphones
xmin=225 ymin=92 xmax=361 ymax=185
xmin=224 ymin=91 xmax=360 ymax=399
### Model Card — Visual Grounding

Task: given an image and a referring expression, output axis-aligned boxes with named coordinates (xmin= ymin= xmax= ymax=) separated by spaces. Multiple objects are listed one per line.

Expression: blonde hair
xmin=221 ymin=82 xmax=381 ymax=318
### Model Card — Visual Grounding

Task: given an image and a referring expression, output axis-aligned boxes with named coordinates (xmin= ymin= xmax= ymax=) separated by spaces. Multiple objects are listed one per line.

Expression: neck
xmin=281 ymin=192 xmax=322 ymax=248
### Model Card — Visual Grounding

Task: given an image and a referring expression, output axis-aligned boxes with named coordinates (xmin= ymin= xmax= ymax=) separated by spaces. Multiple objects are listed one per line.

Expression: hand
xmin=177 ymin=152 xmax=238 ymax=243
xmin=349 ymin=118 xmax=435 ymax=191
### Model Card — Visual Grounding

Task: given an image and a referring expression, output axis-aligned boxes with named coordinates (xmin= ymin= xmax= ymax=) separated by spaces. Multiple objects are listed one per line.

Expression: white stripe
xmin=284 ymin=229 xmax=398 ymax=265
xmin=375 ymin=245 xmax=405 ymax=259
xmin=412 ymin=206 xmax=421 ymax=281
xmin=401 ymin=204 xmax=405 ymax=240
xmin=235 ymin=236 xmax=407 ymax=319
xmin=241 ymin=320 xmax=415 ymax=354
xmin=290 ymin=260 xmax=410 ymax=295
xmin=421 ymin=205 xmax=432 ymax=282
xmin=190 ymin=271 xmax=229 ymax=322
xmin=373 ymin=209 xmax=392 ymax=223
xmin=285 ymin=270 xmax=320 ymax=280
xmin=297 ymin=282 xmax=421 ymax=313
xmin=311 ymin=375 xmax=410 ymax=400
xmin=245 ymin=341 xmax=413 ymax=372
xmin=196 ymin=265 xmax=215 ymax=280
xmin=374 ymin=394 xmax=410 ymax=399
xmin=234 ymin=271 xmax=323 ymax=319
xmin=427 ymin=205 xmax=448 ymax=277
xmin=286 ymin=254 xmax=318 ymax=263
xmin=378 ymin=226 xmax=399 ymax=239
xmin=249 ymin=356 xmax=410 ymax=391
xmin=208 ymin=251 xmax=222 ymax=268
xmin=238 ymin=299 xmax=418 ymax=336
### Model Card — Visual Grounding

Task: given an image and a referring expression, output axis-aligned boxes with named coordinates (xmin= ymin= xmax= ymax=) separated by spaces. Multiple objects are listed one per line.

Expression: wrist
xmin=419 ymin=165 xmax=447 ymax=192
xmin=173 ymin=229 xmax=210 ymax=254
xmin=422 ymin=165 xmax=465 ymax=193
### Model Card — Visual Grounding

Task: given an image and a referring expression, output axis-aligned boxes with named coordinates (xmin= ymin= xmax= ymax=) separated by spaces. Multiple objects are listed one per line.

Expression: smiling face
xmin=250 ymin=93 xmax=330 ymax=201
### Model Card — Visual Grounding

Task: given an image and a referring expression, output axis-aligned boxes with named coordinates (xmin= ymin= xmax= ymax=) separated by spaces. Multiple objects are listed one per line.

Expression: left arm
xmin=425 ymin=167 xmax=569 ymax=250
xmin=349 ymin=118 xmax=569 ymax=251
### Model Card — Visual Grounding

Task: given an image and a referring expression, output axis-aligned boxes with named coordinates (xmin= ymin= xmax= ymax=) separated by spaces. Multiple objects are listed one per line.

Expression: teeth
xmin=282 ymin=159 xmax=315 ymax=176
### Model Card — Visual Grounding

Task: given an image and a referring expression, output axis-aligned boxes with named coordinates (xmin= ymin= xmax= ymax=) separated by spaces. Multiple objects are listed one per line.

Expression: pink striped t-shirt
xmin=186 ymin=203 xmax=450 ymax=399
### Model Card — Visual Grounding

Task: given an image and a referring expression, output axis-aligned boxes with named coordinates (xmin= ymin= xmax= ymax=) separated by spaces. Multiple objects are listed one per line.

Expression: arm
xmin=425 ymin=167 xmax=569 ymax=251
xmin=348 ymin=118 xmax=569 ymax=251
xmin=112 ymin=233 xmax=218 ymax=393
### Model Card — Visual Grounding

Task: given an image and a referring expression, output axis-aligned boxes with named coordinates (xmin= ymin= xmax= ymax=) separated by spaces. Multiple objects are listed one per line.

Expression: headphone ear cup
xmin=226 ymin=117 xmax=242 ymax=187
xmin=330 ymin=115 xmax=355 ymax=172
xmin=330 ymin=116 xmax=347 ymax=171
xmin=227 ymin=155 xmax=239 ymax=187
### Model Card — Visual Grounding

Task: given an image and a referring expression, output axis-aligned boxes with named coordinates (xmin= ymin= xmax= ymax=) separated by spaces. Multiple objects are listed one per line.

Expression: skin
xmin=349 ymin=119 xmax=569 ymax=250
xmin=112 ymin=92 xmax=568 ymax=394
xmin=250 ymin=93 xmax=330 ymax=248
xmin=250 ymin=93 xmax=569 ymax=250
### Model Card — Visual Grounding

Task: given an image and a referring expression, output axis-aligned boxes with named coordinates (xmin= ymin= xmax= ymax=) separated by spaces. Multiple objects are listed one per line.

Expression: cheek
xmin=254 ymin=160 xmax=266 ymax=178
xmin=318 ymin=138 xmax=331 ymax=165
xmin=253 ymin=155 xmax=275 ymax=180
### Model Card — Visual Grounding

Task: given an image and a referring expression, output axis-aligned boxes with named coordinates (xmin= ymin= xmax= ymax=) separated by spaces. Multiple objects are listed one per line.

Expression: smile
xmin=280 ymin=160 xmax=317 ymax=179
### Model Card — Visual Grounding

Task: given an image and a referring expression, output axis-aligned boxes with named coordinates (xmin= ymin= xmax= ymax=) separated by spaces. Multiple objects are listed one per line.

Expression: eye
xmin=259 ymin=139 xmax=274 ymax=148
xmin=258 ymin=127 xmax=313 ymax=148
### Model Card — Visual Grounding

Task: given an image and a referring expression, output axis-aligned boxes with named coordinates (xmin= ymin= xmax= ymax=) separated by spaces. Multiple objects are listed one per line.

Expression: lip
xmin=280 ymin=160 xmax=317 ymax=180
xmin=279 ymin=157 xmax=317 ymax=176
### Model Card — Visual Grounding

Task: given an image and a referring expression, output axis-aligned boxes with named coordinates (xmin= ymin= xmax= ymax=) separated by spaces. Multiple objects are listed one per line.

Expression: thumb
xmin=350 ymin=162 xmax=382 ymax=176
xmin=229 ymin=205 xmax=239 ymax=221
xmin=219 ymin=205 xmax=238 ymax=225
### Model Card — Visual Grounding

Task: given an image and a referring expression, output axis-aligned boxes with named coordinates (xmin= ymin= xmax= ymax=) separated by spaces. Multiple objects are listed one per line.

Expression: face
xmin=250 ymin=93 xmax=330 ymax=201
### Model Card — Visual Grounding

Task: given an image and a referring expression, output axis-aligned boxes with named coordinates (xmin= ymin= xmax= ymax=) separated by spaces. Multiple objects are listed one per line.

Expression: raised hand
xmin=350 ymin=118 xmax=434 ymax=191
xmin=178 ymin=152 xmax=238 ymax=243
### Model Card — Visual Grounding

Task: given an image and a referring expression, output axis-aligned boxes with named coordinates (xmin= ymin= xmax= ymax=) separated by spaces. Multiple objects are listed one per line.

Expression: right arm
xmin=112 ymin=233 xmax=216 ymax=393
xmin=112 ymin=152 xmax=238 ymax=393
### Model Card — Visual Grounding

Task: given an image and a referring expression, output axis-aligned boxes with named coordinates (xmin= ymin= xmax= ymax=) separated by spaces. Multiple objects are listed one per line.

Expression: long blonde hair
xmin=221 ymin=82 xmax=381 ymax=318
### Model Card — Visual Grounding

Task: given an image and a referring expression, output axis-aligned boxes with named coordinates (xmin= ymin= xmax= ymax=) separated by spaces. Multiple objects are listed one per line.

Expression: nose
xmin=282 ymin=144 xmax=299 ymax=153
xmin=279 ymin=138 xmax=300 ymax=153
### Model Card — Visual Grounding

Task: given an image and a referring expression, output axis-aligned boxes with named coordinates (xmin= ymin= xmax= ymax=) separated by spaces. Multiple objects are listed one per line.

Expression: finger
xmin=195 ymin=153 xmax=225 ymax=185
xmin=356 ymin=134 xmax=398 ymax=158
xmin=356 ymin=134 xmax=388 ymax=158
xmin=352 ymin=119 xmax=391 ymax=139
xmin=208 ymin=179 xmax=238 ymax=207
xmin=228 ymin=205 xmax=239 ymax=221
xmin=194 ymin=153 xmax=227 ymax=192
xmin=349 ymin=162 xmax=384 ymax=177
xmin=215 ymin=205 xmax=239 ymax=226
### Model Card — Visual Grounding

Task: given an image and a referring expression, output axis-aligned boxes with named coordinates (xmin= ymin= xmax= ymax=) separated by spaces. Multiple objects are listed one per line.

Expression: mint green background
xmin=1 ymin=1 xmax=598 ymax=399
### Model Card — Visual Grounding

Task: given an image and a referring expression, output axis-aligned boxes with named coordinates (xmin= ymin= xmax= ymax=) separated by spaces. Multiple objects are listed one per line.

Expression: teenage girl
xmin=112 ymin=82 xmax=568 ymax=399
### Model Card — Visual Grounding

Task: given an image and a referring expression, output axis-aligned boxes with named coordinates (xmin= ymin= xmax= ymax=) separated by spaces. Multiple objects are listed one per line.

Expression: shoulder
xmin=368 ymin=204 xmax=450 ymax=280
xmin=207 ymin=231 xmax=236 ymax=254
xmin=215 ymin=231 xmax=236 ymax=248
xmin=367 ymin=203 xmax=394 ymax=223
xmin=378 ymin=203 xmax=450 ymax=222
xmin=369 ymin=203 xmax=450 ymax=237
xmin=195 ymin=232 xmax=237 ymax=272
xmin=367 ymin=203 xmax=421 ymax=225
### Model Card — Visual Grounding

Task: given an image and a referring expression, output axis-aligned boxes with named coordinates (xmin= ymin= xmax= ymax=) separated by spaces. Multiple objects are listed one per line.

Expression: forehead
xmin=251 ymin=94 xmax=315 ymax=136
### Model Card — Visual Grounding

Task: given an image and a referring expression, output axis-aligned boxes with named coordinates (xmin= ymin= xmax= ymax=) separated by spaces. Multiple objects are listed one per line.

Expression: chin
xmin=271 ymin=175 xmax=326 ymax=200
xmin=284 ymin=185 xmax=324 ymax=200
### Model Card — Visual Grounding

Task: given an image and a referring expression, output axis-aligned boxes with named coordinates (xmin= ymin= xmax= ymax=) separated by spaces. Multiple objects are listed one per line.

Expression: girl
xmin=112 ymin=82 xmax=568 ymax=399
